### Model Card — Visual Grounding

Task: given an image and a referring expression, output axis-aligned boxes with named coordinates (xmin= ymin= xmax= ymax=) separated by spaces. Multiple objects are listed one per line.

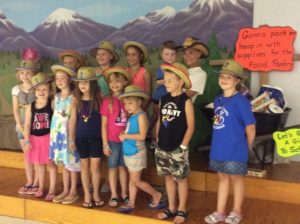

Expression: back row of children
xmin=12 ymin=37 xmax=255 ymax=224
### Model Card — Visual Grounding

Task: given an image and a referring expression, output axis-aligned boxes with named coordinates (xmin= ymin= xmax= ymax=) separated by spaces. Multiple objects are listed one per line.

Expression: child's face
xmin=126 ymin=47 xmax=140 ymax=66
xmin=63 ymin=56 xmax=79 ymax=70
xmin=123 ymin=97 xmax=142 ymax=114
xmin=55 ymin=71 xmax=71 ymax=90
xmin=35 ymin=83 xmax=50 ymax=99
xmin=78 ymin=80 xmax=90 ymax=95
xmin=161 ymin=48 xmax=177 ymax=64
xmin=183 ymin=48 xmax=201 ymax=67
xmin=108 ymin=73 xmax=128 ymax=95
xmin=18 ymin=70 xmax=34 ymax=83
xmin=218 ymin=73 xmax=240 ymax=92
xmin=164 ymin=71 xmax=183 ymax=93
xmin=96 ymin=49 xmax=113 ymax=67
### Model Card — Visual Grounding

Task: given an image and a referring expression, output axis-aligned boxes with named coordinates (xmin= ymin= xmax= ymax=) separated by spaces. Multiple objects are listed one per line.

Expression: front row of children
xmin=18 ymin=59 xmax=255 ymax=224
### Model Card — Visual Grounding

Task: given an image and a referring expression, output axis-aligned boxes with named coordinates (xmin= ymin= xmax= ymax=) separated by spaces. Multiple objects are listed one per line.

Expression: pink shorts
xmin=27 ymin=134 xmax=51 ymax=165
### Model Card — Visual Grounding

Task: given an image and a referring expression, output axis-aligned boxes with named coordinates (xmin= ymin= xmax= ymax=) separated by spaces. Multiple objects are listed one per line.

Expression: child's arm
xmin=184 ymin=89 xmax=198 ymax=98
xmin=155 ymin=102 xmax=161 ymax=143
xmin=23 ymin=104 xmax=32 ymax=153
xmin=119 ymin=113 xmax=148 ymax=141
xmin=246 ymin=124 xmax=256 ymax=148
xmin=101 ymin=116 xmax=112 ymax=156
xmin=142 ymin=69 xmax=152 ymax=110
xmin=12 ymin=95 xmax=23 ymax=134
xmin=156 ymin=79 xmax=165 ymax=86
xmin=181 ymin=98 xmax=195 ymax=147
xmin=68 ymin=98 xmax=77 ymax=151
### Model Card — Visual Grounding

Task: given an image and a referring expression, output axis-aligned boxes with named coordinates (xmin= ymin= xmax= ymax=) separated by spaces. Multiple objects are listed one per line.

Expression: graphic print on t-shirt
xmin=213 ymin=106 xmax=229 ymax=130
xmin=32 ymin=112 xmax=50 ymax=130
xmin=115 ymin=108 xmax=127 ymax=127
xmin=161 ymin=102 xmax=181 ymax=128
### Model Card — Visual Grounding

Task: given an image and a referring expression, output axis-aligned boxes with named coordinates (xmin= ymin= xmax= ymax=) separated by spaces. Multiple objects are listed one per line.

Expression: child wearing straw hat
xmin=23 ymin=72 xmax=57 ymax=201
xmin=59 ymin=50 xmax=85 ymax=71
xmin=12 ymin=49 xmax=40 ymax=195
xmin=101 ymin=67 xmax=131 ymax=207
xmin=49 ymin=65 xmax=80 ymax=204
xmin=91 ymin=40 xmax=120 ymax=97
xmin=204 ymin=60 xmax=255 ymax=224
xmin=117 ymin=85 xmax=165 ymax=213
xmin=155 ymin=63 xmax=195 ymax=224
xmin=123 ymin=41 xmax=151 ymax=109
xmin=70 ymin=67 xmax=103 ymax=208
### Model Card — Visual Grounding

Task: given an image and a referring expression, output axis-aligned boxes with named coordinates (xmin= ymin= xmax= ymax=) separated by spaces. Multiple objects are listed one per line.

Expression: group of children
xmin=12 ymin=37 xmax=256 ymax=224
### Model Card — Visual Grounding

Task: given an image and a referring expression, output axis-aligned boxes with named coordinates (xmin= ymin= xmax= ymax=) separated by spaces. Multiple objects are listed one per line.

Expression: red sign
xmin=234 ymin=26 xmax=296 ymax=72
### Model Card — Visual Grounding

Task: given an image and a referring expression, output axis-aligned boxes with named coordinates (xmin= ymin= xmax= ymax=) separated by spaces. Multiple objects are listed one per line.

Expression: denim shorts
xmin=76 ymin=137 xmax=103 ymax=159
xmin=108 ymin=141 xmax=125 ymax=168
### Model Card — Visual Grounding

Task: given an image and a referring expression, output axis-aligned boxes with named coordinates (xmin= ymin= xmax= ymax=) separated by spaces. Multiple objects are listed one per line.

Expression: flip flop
xmin=147 ymin=201 xmax=166 ymax=209
xmin=61 ymin=195 xmax=79 ymax=204
xmin=82 ymin=201 xmax=93 ymax=209
xmin=45 ymin=194 xmax=56 ymax=202
xmin=52 ymin=194 xmax=66 ymax=203
xmin=158 ymin=209 xmax=177 ymax=220
xmin=108 ymin=198 xmax=119 ymax=207
xmin=26 ymin=186 xmax=39 ymax=195
xmin=122 ymin=196 xmax=129 ymax=205
xmin=34 ymin=191 xmax=44 ymax=198
xmin=94 ymin=200 xmax=105 ymax=207
xmin=174 ymin=210 xmax=188 ymax=224
xmin=118 ymin=205 xmax=135 ymax=213
xmin=18 ymin=185 xmax=31 ymax=194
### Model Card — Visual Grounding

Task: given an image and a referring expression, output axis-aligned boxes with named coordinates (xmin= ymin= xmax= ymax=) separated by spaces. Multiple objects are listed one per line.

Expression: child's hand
xmin=23 ymin=140 xmax=31 ymax=153
xmin=103 ymin=145 xmax=112 ymax=156
xmin=69 ymin=142 xmax=76 ymax=151
xmin=119 ymin=133 xmax=127 ymax=142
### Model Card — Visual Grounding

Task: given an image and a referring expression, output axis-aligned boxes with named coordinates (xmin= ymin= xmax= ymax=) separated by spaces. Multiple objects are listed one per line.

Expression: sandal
xmin=94 ymin=200 xmax=105 ymax=207
xmin=26 ymin=186 xmax=39 ymax=195
xmin=34 ymin=191 xmax=44 ymax=198
xmin=118 ymin=205 xmax=135 ymax=213
xmin=52 ymin=194 xmax=66 ymax=203
xmin=174 ymin=210 xmax=188 ymax=224
xmin=147 ymin=201 xmax=166 ymax=209
xmin=122 ymin=196 xmax=129 ymax=205
xmin=157 ymin=209 xmax=176 ymax=220
xmin=82 ymin=201 xmax=93 ymax=209
xmin=204 ymin=211 xmax=226 ymax=224
xmin=61 ymin=195 xmax=79 ymax=205
xmin=108 ymin=198 xmax=119 ymax=207
xmin=18 ymin=185 xmax=31 ymax=194
xmin=45 ymin=194 xmax=56 ymax=201
xmin=225 ymin=212 xmax=243 ymax=224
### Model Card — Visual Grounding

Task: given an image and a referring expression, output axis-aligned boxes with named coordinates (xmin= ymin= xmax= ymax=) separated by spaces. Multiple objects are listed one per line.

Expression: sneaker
xmin=225 ymin=212 xmax=243 ymax=224
xmin=204 ymin=211 xmax=226 ymax=224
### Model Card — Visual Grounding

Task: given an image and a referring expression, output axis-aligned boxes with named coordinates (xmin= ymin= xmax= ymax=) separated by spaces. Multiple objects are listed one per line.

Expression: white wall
xmin=252 ymin=0 xmax=300 ymax=127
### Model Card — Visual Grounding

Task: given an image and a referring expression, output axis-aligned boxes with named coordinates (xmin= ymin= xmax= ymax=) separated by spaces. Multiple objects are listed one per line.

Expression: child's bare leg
xmin=177 ymin=178 xmax=188 ymax=212
xmin=68 ymin=171 xmax=78 ymax=196
xmin=57 ymin=167 xmax=70 ymax=197
xmin=91 ymin=158 xmax=101 ymax=202
xmin=217 ymin=172 xmax=230 ymax=214
xmin=119 ymin=166 xmax=128 ymax=199
xmin=37 ymin=164 xmax=46 ymax=192
xmin=230 ymin=175 xmax=244 ymax=214
xmin=80 ymin=159 xmax=91 ymax=202
xmin=48 ymin=162 xmax=57 ymax=195
xmin=109 ymin=168 xmax=118 ymax=199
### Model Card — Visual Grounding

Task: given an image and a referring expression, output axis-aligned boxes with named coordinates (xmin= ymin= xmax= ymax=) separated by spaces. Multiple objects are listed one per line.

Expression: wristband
xmin=103 ymin=145 xmax=110 ymax=149
xmin=180 ymin=144 xmax=187 ymax=150
xmin=24 ymin=140 xmax=30 ymax=145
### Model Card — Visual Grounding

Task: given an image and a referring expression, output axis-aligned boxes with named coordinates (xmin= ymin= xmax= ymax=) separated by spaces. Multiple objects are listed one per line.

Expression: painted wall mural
xmin=0 ymin=0 xmax=253 ymax=114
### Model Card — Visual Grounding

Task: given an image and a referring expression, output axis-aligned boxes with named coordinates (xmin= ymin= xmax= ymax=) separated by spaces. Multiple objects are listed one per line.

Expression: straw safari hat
xmin=219 ymin=60 xmax=245 ymax=78
xmin=181 ymin=37 xmax=209 ymax=58
xmin=59 ymin=50 xmax=85 ymax=67
xmin=90 ymin=41 xmax=119 ymax=64
xmin=72 ymin=67 xmax=99 ymax=81
xmin=123 ymin=41 xmax=148 ymax=63
xmin=51 ymin=64 xmax=76 ymax=77
xmin=118 ymin=85 xmax=149 ymax=100
xmin=103 ymin=66 xmax=132 ymax=83
xmin=30 ymin=72 xmax=53 ymax=90
xmin=161 ymin=63 xmax=191 ymax=89
xmin=16 ymin=60 xmax=39 ymax=72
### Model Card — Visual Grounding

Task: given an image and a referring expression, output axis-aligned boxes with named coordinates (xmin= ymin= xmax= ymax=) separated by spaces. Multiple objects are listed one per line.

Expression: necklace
xmin=80 ymin=101 xmax=91 ymax=123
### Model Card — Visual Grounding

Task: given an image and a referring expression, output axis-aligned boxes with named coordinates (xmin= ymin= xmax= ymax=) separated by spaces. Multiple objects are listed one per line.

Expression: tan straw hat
xmin=103 ymin=66 xmax=132 ymax=83
xmin=219 ymin=60 xmax=245 ymax=78
xmin=16 ymin=60 xmax=39 ymax=72
xmin=30 ymin=72 xmax=53 ymax=90
xmin=123 ymin=41 xmax=148 ymax=63
xmin=59 ymin=50 xmax=86 ymax=67
xmin=72 ymin=67 xmax=99 ymax=81
xmin=118 ymin=85 xmax=149 ymax=100
xmin=161 ymin=63 xmax=191 ymax=89
xmin=90 ymin=41 xmax=119 ymax=64
xmin=51 ymin=64 xmax=76 ymax=77
xmin=182 ymin=37 xmax=209 ymax=58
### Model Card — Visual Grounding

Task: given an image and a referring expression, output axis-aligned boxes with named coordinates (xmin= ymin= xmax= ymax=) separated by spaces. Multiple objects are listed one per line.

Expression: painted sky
xmin=0 ymin=0 xmax=191 ymax=31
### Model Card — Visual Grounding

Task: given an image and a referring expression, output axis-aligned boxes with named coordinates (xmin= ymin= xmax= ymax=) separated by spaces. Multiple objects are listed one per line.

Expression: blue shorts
xmin=76 ymin=137 xmax=103 ymax=159
xmin=209 ymin=160 xmax=247 ymax=176
xmin=108 ymin=141 xmax=125 ymax=168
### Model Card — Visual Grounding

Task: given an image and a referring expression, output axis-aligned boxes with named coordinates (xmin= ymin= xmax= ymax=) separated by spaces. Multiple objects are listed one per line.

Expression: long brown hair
xmin=73 ymin=80 xmax=101 ymax=114
xmin=126 ymin=45 xmax=145 ymax=66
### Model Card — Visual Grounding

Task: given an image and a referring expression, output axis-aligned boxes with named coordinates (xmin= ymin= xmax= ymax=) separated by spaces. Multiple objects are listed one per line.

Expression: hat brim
xmin=16 ymin=67 xmax=38 ymax=72
xmin=72 ymin=76 xmax=100 ymax=81
xmin=123 ymin=41 xmax=148 ymax=63
xmin=219 ymin=69 xmax=247 ymax=78
xmin=118 ymin=91 xmax=149 ymax=100
xmin=103 ymin=67 xmax=132 ymax=83
xmin=59 ymin=51 xmax=85 ymax=66
xmin=30 ymin=77 xmax=53 ymax=91
xmin=90 ymin=47 xmax=120 ymax=64
xmin=161 ymin=64 xmax=191 ymax=89
xmin=181 ymin=42 xmax=209 ymax=58
xmin=51 ymin=65 xmax=76 ymax=77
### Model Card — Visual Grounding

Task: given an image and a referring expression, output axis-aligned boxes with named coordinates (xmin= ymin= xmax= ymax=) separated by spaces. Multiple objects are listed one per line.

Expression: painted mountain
xmin=0 ymin=11 xmax=56 ymax=56
xmin=31 ymin=8 xmax=117 ymax=50
xmin=108 ymin=0 xmax=253 ymax=48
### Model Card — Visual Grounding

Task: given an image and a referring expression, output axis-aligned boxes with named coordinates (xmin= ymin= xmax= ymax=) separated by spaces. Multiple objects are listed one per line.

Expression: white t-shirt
xmin=11 ymin=85 xmax=20 ymax=96
xmin=188 ymin=67 xmax=207 ymax=102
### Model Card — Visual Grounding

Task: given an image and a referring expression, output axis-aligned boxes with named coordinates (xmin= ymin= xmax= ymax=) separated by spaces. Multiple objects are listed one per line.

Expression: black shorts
xmin=76 ymin=137 xmax=103 ymax=159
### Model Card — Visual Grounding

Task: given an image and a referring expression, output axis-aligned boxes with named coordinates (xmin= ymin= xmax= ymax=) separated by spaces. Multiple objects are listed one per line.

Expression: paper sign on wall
xmin=273 ymin=129 xmax=300 ymax=157
xmin=234 ymin=26 xmax=296 ymax=72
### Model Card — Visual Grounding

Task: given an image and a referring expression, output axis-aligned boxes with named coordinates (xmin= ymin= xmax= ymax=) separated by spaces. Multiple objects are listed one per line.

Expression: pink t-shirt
xmin=129 ymin=67 xmax=146 ymax=92
xmin=100 ymin=96 xmax=127 ymax=143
